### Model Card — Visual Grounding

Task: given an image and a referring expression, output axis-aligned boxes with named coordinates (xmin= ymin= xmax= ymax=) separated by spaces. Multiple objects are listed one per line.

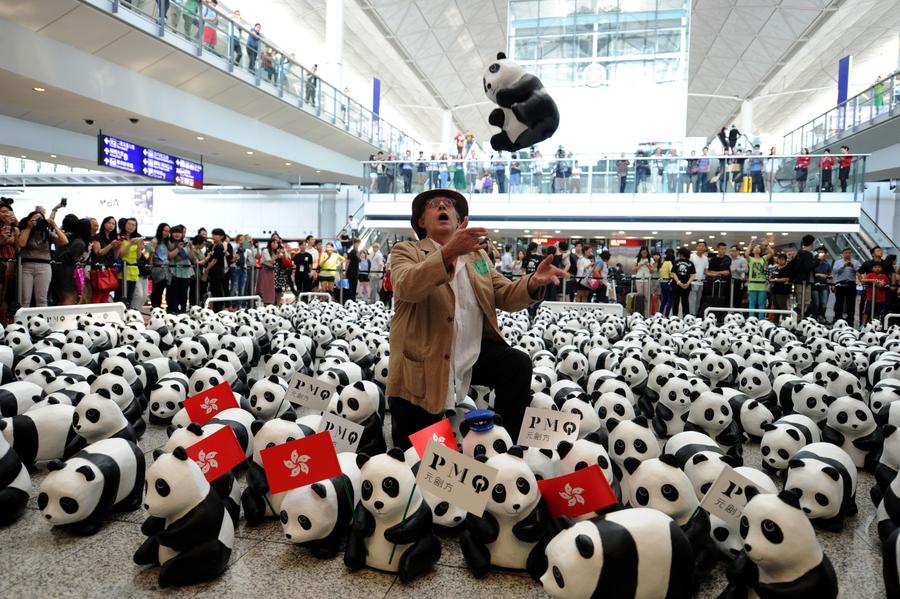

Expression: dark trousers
xmin=208 ymin=275 xmax=226 ymax=312
xmin=839 ymin=167 xmax=850 ymax=192
xmin=345 ymin=275 xmax=358 ymax=304
xmin=619 ymin=175 xmax=627 ymax=193
xmin=388 ymin=339 xmax=532 ymax=450
xmin=150 ymin=277 xmax=168 ymax=308
xmin=834 ymin=284 xmax=856 ymax=324
xmin=247 ymin=48 xmax=258 ymax=71
xmin=402 ymin=170 xmax=412 ymax=193
xmin=659 ymin=281 xmax=673 ymax=316
xmin=295 ymin=275 xmax=313 ymax=298
xmin=751 ymin=172 xmax=764 ymax=192
xmin=232 ymin=39 xmax=243 ymax=65
xmin=822 ymin=168 xmax=833 ymax=192
xmin=167 ymin=277 xmax=190 ymax=314
xmin=673 ymin=286 xmax=690 ymax=316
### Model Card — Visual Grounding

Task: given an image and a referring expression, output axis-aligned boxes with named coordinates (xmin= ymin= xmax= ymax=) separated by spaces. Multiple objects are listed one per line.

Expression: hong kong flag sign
xmin=408 ymin=418 xmax=457 ymax=459
xmin=184 ymin=426 xmax=246 ymax=483
xmin=260 ymin=431 xmax=342 ymax=494
xmin=183 ymin=381 xmax=239 ymax=425
xmin=538 ymin=464 xmax=617 ymax=518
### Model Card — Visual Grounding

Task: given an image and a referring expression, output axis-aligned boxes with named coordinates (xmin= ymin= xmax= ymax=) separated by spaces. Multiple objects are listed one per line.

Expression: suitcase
xmin=650 ymin=292 xmax=659 ymax=315
xmin=625 ymin=292 xmax=637 ymax=314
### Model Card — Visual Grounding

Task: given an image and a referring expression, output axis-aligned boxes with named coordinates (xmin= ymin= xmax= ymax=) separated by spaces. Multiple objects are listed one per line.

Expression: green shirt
xmin=748 ymin=256 xmax=768 ymax=292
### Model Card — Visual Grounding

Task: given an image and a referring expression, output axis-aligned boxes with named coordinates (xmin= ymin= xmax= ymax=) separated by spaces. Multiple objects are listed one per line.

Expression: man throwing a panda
xmin=386 ymin=188 xmax=569 ymax=448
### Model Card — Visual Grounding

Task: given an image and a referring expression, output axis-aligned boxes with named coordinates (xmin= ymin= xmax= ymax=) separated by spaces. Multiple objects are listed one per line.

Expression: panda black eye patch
xmin=516 ymin=477 xmax=530 ymax=494
xmin=298 ymin=515 xmax=311 ymax=530
xmin=761 ymin=519 xmax=783 ymax=543
xmin=635 ymin=487 xmax=649 ymax=506
xmin=154 ymin=479 xmax=170 ymax=497
xmin=60 ymin=497 xmax=79 ymax=514
xmin=381 ymin=477 xmax=399 ymax=498
xmin=361 ymin=480 xmax=373 ymax=500
xmin=492 ymin=484 xmax=506 ymax=503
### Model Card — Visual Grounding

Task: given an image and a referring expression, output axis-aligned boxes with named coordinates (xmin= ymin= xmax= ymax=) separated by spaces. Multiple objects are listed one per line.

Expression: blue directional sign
xmin=98 ymin=135 xmax=203 ymax=188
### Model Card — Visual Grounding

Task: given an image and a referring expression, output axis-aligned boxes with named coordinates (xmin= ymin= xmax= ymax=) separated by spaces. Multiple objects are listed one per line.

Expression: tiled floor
xmin=0 ymin=420 xmax=886 ymax=598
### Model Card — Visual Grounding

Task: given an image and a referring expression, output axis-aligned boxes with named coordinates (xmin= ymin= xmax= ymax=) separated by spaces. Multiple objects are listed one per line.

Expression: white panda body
xmin=0 ymin=431 xmax=30 ymax=524
xmin=0 ymin=404 xmax=79 ymax=464
xmin=760 ymin=414 xmax=821 ymax=473
xmin=0 ymin=381 xmax=44 ymax=417
xmin=484 ymin=450 xmax=542 ymax=570
xmin=73 ymin=395 xmax=134 ymax=443
xmin=784 ymin=442 xmax=857 ymax=529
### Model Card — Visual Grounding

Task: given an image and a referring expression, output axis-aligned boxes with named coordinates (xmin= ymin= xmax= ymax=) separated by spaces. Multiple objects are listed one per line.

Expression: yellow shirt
xmin=319 ymin=252 xmax=343 ymax=277
xmin=119 ymin=240 xmax=140 ymax=282
xmin=659 ymin=260 xmax=673 ymax=282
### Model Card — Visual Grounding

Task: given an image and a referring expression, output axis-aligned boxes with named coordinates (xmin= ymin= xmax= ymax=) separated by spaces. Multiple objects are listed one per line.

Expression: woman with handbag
xmin=117 ymin=218 xmax=144 ymax=307
xmin=256 ymin=238 xmax=278 ymax=305
xmin=274 ymin=242 xmax=293 ymax=305
xmin=90 ymin=216 xmax=120 ymax=304
xmin=148 ymin=223 xmax=174 ymax=309
xmin=52 ymin=217 xmax=91 ymax=306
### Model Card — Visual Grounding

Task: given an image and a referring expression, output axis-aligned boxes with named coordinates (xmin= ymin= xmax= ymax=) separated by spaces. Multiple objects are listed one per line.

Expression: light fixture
xmin=246 ymin=151 xmax=254 ymax=155
xmin=691 ymin=241 xmax=697 ymax=244
xmin=196 ymin=136 xmax=205 ymax=141
xmin=709 ymin=235 xmax=716 ymax=238
xmin=315 ymin=170 xmax=321 ymax=173
xmin=685 ymin=231 xmax=692 ymax=235
xmin=524 ymin=230 xmax=530 ymax=233
xmin=493 ymin=229 xmax=499 ymax=233
xmin=618 ymin=230 xmax=625 ymax=234
xmin=651 ymin=231 xmax=658 ymax=234
xmin=781 ymin=232 xmax=789 ymax=236
xmin=32 ymin=87 xmax=45 ymax=92
xmin=285 ymin=162 xmax=292 ymax=166
xmin=50 ymin=154 xmax=56 ymax=158
xmin=720 ymin=232 xmax=726 ymax=236
xmin=19 ymin=155 xmax=26 ymax=159
xmin=766 ymin=232 xmax=773 ymax=236
xmin=554 ymin=230 xmax=560 ymax=234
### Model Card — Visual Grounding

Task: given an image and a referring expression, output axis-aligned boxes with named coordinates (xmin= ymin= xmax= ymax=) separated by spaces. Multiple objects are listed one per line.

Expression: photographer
xmin=167 ymin=225 xmax=192 ymax=314
xmin=17 ymin=204 xmax=67 ymax=308
xmin=0 ymin=199 xmax=19 ymax=320
xmin=204 ymin=228 xmax=227 ymax=312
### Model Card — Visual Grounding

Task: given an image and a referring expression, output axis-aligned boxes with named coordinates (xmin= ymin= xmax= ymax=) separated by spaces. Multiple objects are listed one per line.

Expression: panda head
xmin=459 ymin=411 xmax=512 ymax=459
xmin=626 ymin=455 xmax=697 ymax=523
xmin=329 ymin=381 xmax=380 ymax=424
xmin=870 ymin=382 xmax=900 ymax=413
xmin=372 ymin=355 xmax=390 ymax=386
xmin=659 ymin=376 xmax=698 ymax=410
xmin=485 ymin=446 xmax=539 ymax=517
xmin=760 ymin=422 xmax=808 ymax=472
xmin=187 ymin=367 xmax=225 ymax=396
xmin=73 ymin=394 xmax=127 ymax=442
xmin=687 ymin=391 xmax=733 ymax=433
xmin=149 ymin=376 xmax=188 ymax=422
xmin=61 ymin=343 xmax=92 ymax=367
xmin=540 ymin=518 xmax=603 ymax=598
xmin=556 ymin=349 xmax=588 ymax=384
xmin=90 ymin=373 xmax=134 ymax=410
xmin=784 ymin=457 xmax=844 ymax=520
xmin=560 ymin=396 xmax=600 ymax=439
xmin=557 ymin=435 xmax=613 ymax=482
xmin=683 ymin=450 xmax=732 ymax=500
xmin=737 ymin=367 xmax=771 ymax=399
xmin=736 ymin=397 xmax=775 ymax=438
xmin=279 ymin=481 xmax=339 ymax=543
xmin=248 ymin=375 xmax=289 ymax=419
xmin=176 ymin=338 xmax=209 ymax=369
xmin=100 ymin=356 xmax=138 ymax=384
xmin=357 ymin=449 xmax=417 ymax=518
xmin=593 ymin=391 xmax=635 ymax=426
xmin=251 ymin=418 xmax=305 ymax=466
xmin=710 ymin=467 xmax=778 ymax=558
xmin=616 ymin=356 xmax=648 ymax=389
xmin=790 ymin=383 xmax=831 ymax=422
xmin=266 ymin=353 xmax=297 ymax=379
xmin=825 ymin=395 xmax=874 ymax=435
xmin=483 ymin=52 xmax=525 ymax=104
xmin=143 ymin=447 xmax=209 ymax=519
xmin=739 ymin=489 xmax=822 ymax=569
xmin=606 ymin=417 xmax=660 ymax=468
xmin=38 ymin=456 xmax=108 ymax=525
xmin=701 ymin=353 xmax=731 ymax=382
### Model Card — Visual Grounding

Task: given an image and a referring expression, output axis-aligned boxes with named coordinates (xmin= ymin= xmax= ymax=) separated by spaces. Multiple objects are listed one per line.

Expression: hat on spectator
xmin=409 ymin=189 xmax=468 ymax=240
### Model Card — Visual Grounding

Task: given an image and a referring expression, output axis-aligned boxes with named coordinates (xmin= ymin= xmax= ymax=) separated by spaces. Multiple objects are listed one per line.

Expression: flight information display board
xmin=98 ymin=135 xmax=203 ymax=188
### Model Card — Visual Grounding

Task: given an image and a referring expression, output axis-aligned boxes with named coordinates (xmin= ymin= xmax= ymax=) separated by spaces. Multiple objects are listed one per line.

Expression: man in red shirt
xmin=861 ymin=262 xmax=889 ymax=324
xmin=818 ymin=148 xmax=835 ymax=192
xmin=838 ymin=146 xmax=853 ymax=192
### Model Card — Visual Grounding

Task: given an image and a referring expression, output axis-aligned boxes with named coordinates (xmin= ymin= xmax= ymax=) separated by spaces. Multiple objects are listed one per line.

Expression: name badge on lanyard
xmin=473 ymin=258 xmax=490 ymax=276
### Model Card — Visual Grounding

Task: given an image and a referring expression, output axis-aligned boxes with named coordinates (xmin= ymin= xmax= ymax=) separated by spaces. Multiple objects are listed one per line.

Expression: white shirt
xmin=500 ymin=252 xmax=513 ymax=273
xmin=306 ymin=247 xmax=319 ymax=268
xmin=370 ymin=250 xmax=385 ymax=276
xmin=430 ymin=239 xmax=483 ymax=409
xmin=576 ymin=255 xmax=593 ymax=281
xmin=690 ymin=253 xmax=708 ymax=283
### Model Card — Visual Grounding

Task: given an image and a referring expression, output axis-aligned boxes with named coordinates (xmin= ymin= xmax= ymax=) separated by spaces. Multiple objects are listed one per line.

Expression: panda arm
xmin=821 ymin=426 xmax=845 ymax=446
xmin=384 ymin=502 xmax=431 ymax=545
xmin=656 ymin=403 xmax=674 ymax=420
xmin=140 ymin=515 xmax=167 ymax=536
xmin=156 ymin=500 xmax=222 ymax=550
xmin=719 ymin=551 xmax=758 ymax=599
xmin=350 ymin=503 xmax=375 ymax=537
xmin=512 ymin=501 xmax=553 ymax=543
xmin=853 ymin=430 xmax=884 ymax=451
xmin=344 ymin=505 xmax=373 ymax=570
xmin=495 ymin=74 xmax=542 ymax=108
xmin=464 ymin=511 xmax=499 ymax=544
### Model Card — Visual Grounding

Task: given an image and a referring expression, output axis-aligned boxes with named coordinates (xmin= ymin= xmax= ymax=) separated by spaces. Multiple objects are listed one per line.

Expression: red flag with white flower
xmin=538 ymin=464 xmax=617 ymax=518
xmin=184 ymin=426 xmax=246 ymax=482
xmin=183 ymin=381 xmax=239 ymax=425
xmin=260 ymin=431 xmax=342 ymax=494
xmin=408 ymin=418 xmax=457 ymax=459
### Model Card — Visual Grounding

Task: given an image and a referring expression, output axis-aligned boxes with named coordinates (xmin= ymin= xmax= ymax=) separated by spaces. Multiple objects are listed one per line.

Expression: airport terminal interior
xmin=2 ymin=0 xmax=900 ymax=597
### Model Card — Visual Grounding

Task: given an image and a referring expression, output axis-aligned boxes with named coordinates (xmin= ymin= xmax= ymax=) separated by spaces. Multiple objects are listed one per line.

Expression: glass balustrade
xmin=784 ymin=70 xmax=900 ymax=152
xmin=362 ymin=153 xmax=867 ymax=203
xmin=108 ymin=0 xmax=420 ymax=156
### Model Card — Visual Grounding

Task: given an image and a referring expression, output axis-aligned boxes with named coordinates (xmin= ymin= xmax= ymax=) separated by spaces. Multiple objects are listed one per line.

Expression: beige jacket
xmin=386 ymin=239 xmax=541 ymax=414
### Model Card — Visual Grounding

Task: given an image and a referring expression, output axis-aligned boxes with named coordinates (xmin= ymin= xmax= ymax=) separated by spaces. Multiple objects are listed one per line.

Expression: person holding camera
xmin=0 ymin=199 xmax=20 ymax=320
xmin=256 ymin=238 xmax=278 ymax=305
xmin=17 ymin=204 xmax=68 ymax=307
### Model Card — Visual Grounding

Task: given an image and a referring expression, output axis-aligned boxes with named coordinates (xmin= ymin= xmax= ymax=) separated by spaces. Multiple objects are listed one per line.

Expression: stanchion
xmin=338 ymin=266 xmax=344 ymax=304
xmin=871 ymin=280 xmax=877 ymax=324
xmin=801 ymin=282 xmax=808 ymax=320
xmin=16 ymin=255 xmax=23 ymax=307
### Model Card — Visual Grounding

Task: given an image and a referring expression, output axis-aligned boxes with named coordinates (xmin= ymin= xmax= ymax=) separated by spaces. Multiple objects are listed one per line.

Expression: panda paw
xmin=488 ymin=108 xmax=505 ymax=128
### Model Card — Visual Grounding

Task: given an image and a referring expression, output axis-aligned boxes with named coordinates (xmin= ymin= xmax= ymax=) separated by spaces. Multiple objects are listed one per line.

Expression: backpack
xmin=567 ymin=254 xmax=578 ymax=276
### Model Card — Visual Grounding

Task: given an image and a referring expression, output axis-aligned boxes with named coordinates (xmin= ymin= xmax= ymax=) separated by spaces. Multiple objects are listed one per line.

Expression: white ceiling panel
xmin=94 ymin=31 xmax=176 ymax=72
xmin=0 ymin=0 xmax=80 ymax=32
xmin=37 ymin=4 xmax=131 ymax=54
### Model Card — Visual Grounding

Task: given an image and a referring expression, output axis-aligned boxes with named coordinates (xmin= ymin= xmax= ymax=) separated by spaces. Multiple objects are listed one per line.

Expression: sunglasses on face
xmin=425 ymin=197 xmax=456 ymax=209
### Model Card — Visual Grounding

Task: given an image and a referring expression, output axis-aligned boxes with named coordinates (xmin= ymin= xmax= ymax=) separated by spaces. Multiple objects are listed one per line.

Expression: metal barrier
xmin=542 ymin=301 xmax=625 ymax=316
xmin=204 ymin=295 xmax=263 ymax=308
xmin=703 ymin=306 xmax=797 ymax=326
xmin=295 ymin=292 xmax=332 ymax=303
xmin=17 ymin=302 xmax=126 ymax=331
xmin=885 ymin=314 xmax=900 ymax=329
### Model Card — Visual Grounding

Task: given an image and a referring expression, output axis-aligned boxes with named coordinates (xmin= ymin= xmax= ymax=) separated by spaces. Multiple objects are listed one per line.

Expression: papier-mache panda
xmin=708 ymin=466 xmax=778 ymax=560
xmin=0 ymin=404 xmax=84 ymax=466
xmin=722 ymin=388 xmax=779 ymax=441
xmin=718 ymin=489 xmax=838 ymax=599
xmin=246 ymin=375 xmax=293 ymax=421
xmin=605 ymin=417 xmax=660 ymax=499
xmin=460 ymin=410 xmax=512 ymax=459
xmin=482 ymin=52 xmax=559 ymax=153
xmin=540 ymin=508 xmax=695 ymax=599
xmin=71 ymin=394 xmax=138 ymax=449
xmin=759 ymin=414 xmax=821 ymax=475
xmin=873 ymin=424 xmax=900 ymax=506
xmin=684 ymin=390 xmax=743 ymax=464
xmin=90 ymin=373 xmax=145 ymax=438
xmin=784 ymin=442 xmax=858 ymax=532
xmin=650 ymin=374 xmax=698 ymax=438
xmin=557 ymin=434 xmax=620 ymax=512
xmin=0 ymin=428 xmax=30 ymax=524
xmin=0 ymin=381 xmax=44 ymax=417
xmin=403 ymin=446 xmax=468 ymax=530
xmin=133 ymin=446 xmax=234 ymax=587
xmin=279 ymin=452 xmax=362 ymax=557
xmin=459 ymin=446 xmax=554 ymax=580
xmin=344 ymin=448 xmax=441 ymax=583
xmin=148 ymin=372 xmax=189 ymax=425
xmin=327 ymin=380 xmax=387 ymax=456
xmin=38 ymin=437 xmax=145 ymax=535
xmin=821 ymin=395 xmax=883 ymax=472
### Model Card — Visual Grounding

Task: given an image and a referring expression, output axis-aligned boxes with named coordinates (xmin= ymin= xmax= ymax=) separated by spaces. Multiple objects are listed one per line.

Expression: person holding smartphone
xmin=292 ymin=239 xmax=314 ymax=301
xmin=167 ymin=225 xmax=192 ymax=314
xmin=0 ymin=199 xmax=19 ymax=321
xmin=17 ymin=203 xmax=67 ymax=307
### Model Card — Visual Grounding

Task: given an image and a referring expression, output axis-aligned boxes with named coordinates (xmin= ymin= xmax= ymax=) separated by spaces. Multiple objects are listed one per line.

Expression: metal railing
xmin=362 ymin=153 xmax=869 ymax=202
xmin=784 ymin=69 xmax=900 ymax=153
xmin=102 ymin=0 xmax=419 ymax=155
xmin=704 ymin=306 xmax=798 ymax=326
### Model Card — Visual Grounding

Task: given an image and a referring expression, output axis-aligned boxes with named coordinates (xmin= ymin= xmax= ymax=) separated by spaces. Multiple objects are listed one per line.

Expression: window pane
xmin=510 ymin=0 xmax=539 ymax=20
xmin=513 ymin=37 xmax=539 ymax=61
xmin=656 ymin=30 xmax=681 ymax=54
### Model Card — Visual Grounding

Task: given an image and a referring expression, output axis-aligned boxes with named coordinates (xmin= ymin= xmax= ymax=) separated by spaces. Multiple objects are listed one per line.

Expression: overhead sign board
xmin=98 ymin=134 xmax=203 ymax=188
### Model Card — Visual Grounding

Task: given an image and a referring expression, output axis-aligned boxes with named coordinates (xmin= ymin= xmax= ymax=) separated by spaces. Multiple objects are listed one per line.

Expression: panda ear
xmin=884 ymin=424 xmax=898 ymax=437
xmin=356 ymin=453 xmax=370 ymax=469
xmin=558 ymin=515 xmax=575 ymax=530
xmin=787 ymin=459 xmax=804 ymax=470
xmin=507 ymin=445 xmax=525 ymax=459
xmin=823 ymin=395 xmax=836 ymax=406
xmin=172 ymin=447 xmax=188 ymax=461
xmin=311 ymin=483 xmax=328 ymax=499
xmin=76 ymin=465 xmax=96 ymax=481
xmin=187 ymin=422 xmax=204 ymax=436
xmin=575 ymin=534 xmax=594 ymax=559
xmin=822 ymin=466 xmax=840 ymax=481
xmin=778 ymin=489 xmax=802 ymax=509
xmin=387 ymin=447 xmax=406 ymax=462
xmin=493 ymin=413 xmax=504 ymax=427
xmin=623 ymin=457 xmax=641 ymax=475
xmin=760 ymin=423 xmax=776 ymax=432
xmin=539 ymin=448 xmax=554 ymax=459
xmin=251 ymin=420 xmax=265 ymax=436
xmin=606 ymin=418 xmax=620 ymax=432
xmin=459 ymin=420 xmax=471 ymax=438
xmin=152 ymin=449 xmax=164 ymax=460
xmin=165 ymin=425 xmax=176 ymax=438
xmin=786 ymin=429 xmax=801 ymax=441
xmin=659 ymin=454 xmax=679 ymax=469
xmin=614 ymin=388 xmax=627 ymax=397
xmin=691 ymin=453 xmax=708 ymax=465
xmin=632 ymin=416 xmax=649 ymax=429
xmin=280 ymin=412 xmax=298 ymax=422
xmin=556 ymin=440 xmax=573 ymax=459
xmin=47 ymin=459 xmax=65 ymax=472
xmin=584 ymin=431 xmax=602 ymax=445
xmin=744 ymin=485 xmax=760 ymax=502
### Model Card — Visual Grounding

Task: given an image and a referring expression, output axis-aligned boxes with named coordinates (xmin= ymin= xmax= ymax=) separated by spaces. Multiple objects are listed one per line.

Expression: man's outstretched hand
xmin=528 ymin=254 xmax=570 ymax=293
xmin=441 ymin=217 xmax=487 ymax=268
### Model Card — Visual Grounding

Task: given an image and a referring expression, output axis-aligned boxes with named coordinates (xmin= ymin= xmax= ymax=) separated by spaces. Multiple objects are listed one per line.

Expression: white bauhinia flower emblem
xmin=284 ymin=450 xmax=311 ymax=477
xmin=432 ymin=432 xmax=446 ymax=444
xmin=196 ymin=450 xmax=219 ymax=474
xmin=559 ymin=483 xmax=585 ymax=507
xmin=200 ymin=396 xmax=218 ymax=414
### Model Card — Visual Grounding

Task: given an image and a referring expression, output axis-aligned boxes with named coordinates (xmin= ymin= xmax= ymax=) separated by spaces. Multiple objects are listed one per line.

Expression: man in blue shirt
xmin=750 ymin=145 xmax=765 ymax=192
xmin=832 ymin=247 xmax=861 ymax=324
